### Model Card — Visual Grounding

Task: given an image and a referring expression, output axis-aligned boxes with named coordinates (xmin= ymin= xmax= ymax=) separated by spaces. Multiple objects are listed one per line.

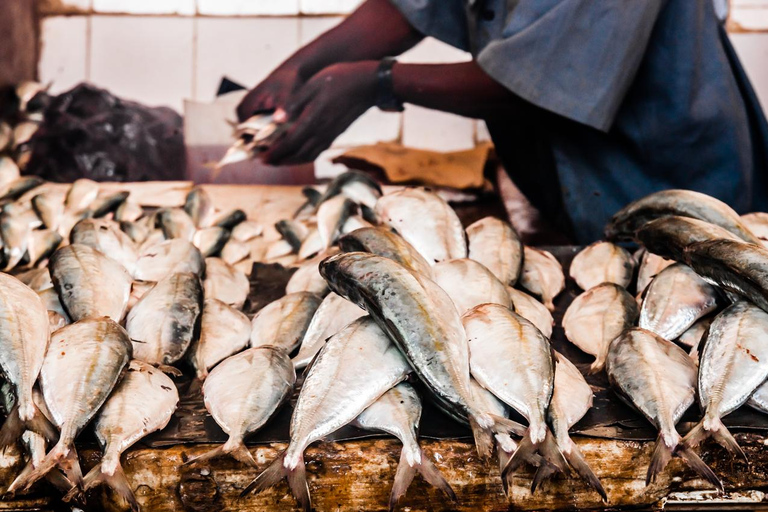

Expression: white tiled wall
xmin=39 ymin=16 xmax=89 ymax=94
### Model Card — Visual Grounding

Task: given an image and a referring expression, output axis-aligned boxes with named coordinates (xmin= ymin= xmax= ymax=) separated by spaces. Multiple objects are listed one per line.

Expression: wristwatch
xmin=376 ymin=58 xmax=404 ymax=112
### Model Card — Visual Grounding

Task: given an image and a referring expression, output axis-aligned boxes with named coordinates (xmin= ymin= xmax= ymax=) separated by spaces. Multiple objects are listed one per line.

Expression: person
xmin=237 ymin=0 xmax=768 ymax=243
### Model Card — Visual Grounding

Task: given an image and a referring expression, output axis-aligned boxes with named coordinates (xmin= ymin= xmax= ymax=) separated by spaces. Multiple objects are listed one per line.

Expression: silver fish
xmin=16 ymin=267 xmax=52 ymax=291
xmin=353 ymin=383 xmax=455 ymax=509
xmin=9 ymin=317 xmax=131 ymax=493
xmin=317 ymin=171 xmax=382 ymax=209
xmin=636 ymin=249 xmax=675 ymax=294
xmin=265 ymin=239 xmax=294 ymax=261
xmin=157 ymin=208 xmax=196 ymax=241
xmin=466 ymin=217 xmax=523 ymax=285
xmin=317 ymin=195 xmax=356 ymax=249
xmin=1 ymin=212 xmax=31 ymax=270
xmin=184 ymin=186 xmax=215 ymax=228
xmin=519 ymin=247 xmax=565 ymax=311
xmin=677 ymin=316 xmax=712 ymax=349
xmin=213 ymin=209 xmax=246 ymax=230
xmin=192 ymin=226 xmax=230 ymax=257
xmin=682 ymin=302 xmax=768 ymax=459
xmin=134 ymin=239 xmax=205 ymax=282
xmin=188 ymin=298 xmax=251 ymax=379
xmin=341 ymin=214 xmax=373 ymax=235
xmin=374 ymin=188 xmax=467 ymax=264
xmin=203 ymin=257 xmax=249 ymax=310
xmin=507 ymin=287 xmax=553 ymax=338
xmin=639 ymin=263 xmax=719 ymax=340
xmin=569 ymin=241 xmax=634 ymax=290
xmin=231 ymin=220 xmax=263 ymax=242
xmin=285 ymin=249 xmax=337 ymax=296
xmin=243 ymin=317 xmax=410 ymax=510
xmin=636 ymin=216 xmax=741 ymax=263
xmin=78 ymin=360 xmax=178 ymax=509
xmin=276 ymin=219 xmax=310 ymax=252
xmin=338 ymin=227 xmax=433 ymax=277
xmin=64 ymin=178 xmax=99 ymax=213
xmin=126 ymin=272 xmax=202 ymax=368
xmin=47 ymin=311 xmax=68 ymax=333
xmin=38 ymin=288 xmax=70 ymax=321
xmin=222 ymin=238 xmax=251 ymax=264
xmin=70 ymin=218 xmax=138 ymax=275
xmin=292 ymin=292 xmax=366 ymax=370
xmin=127 ymin=280 xmax=155 ymax=311
xmin=433 ymin=258 xmax=511 ymax=315
xmin=741 ymin=212 xmax=768 ymax=241
xmin=297 ymin=228 xmax=323 ymax=261
xmin=191 ymin=346 xmax=295 ymax=467
xmin=50 ymin=243 xmax=132 ymax=322
xmin=31 ymin=192 xmax=64 ymax=232
xmin=250 ymin=292 xmax=321 ymax=352
xmin=26 ymin=229 xmax=63 ymax=267
xmin=114 ymin=200 xmax=143 ymax=223
xmin=563 ymin=283 xmax=638 ymax=373
xmin=605 ymin=327 xmax=721 ymax=489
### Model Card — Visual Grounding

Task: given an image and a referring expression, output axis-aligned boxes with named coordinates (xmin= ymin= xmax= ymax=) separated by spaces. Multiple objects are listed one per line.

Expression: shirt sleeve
xmin=477 ymin=0 xmax=665 ymax=132
xmin=387 ymin=0 xmax=470 ymax=52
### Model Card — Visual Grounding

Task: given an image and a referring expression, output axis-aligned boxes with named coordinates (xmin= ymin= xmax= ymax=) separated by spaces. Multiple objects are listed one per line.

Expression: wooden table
xmin=1 ymin=182 xmax=767 ymax=512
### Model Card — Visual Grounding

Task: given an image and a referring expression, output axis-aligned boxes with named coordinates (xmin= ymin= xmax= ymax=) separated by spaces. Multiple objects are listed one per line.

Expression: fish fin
xmin=157 ymin=364 xmax=183 ymax=377
xmin=7 ymin=440 xmax=68 ymax=494
xmin=186 ymin=438 xmax=257 ymax=468
xmin=503 ymin=428 xmax=566 ymax=491
xmin=414 ymin=448 xmax=456 ymax=502
xmin=562 ymin=441 xmax=608 ymax=502
xmin=677 ymin=444 xmax=724 ymax=492
xmin=241 ymin=450 xmax=311 ymax=512
xmin=487 ymin=414 xmax=527 ymax=437
xmin=587 ymin=357 xmax=605 ymax=375
xmin=469 ymin=416 xmax=494 ymax=460
xmin=0 ymin=403 xmax=57 ymax=448
xmin=60 ymin=444 xmax=83 ymax=489
xmin=388 ymin=451 xmax=416 ymax=512
xmin=682 ymin=418 xmax=746 ymax=461
xmin=530 ymin=463 xmax=559 ymax=495
xmin=48 ymin=470 xmax=77 ymax=497
xmin=646 ymin=433 xmax=674 ymax=486
xmin=0 ymin=405 xmax=24 ymax=448
xmin=502 ymin=431 xmax=539 ymax=481
xmin=80 ymin=460 xmax=139 ymax=512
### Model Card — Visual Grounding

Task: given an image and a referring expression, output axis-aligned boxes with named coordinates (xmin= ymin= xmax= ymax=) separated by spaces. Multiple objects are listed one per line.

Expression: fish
xmin=0 ymin=125 xmax=13 ymax=153
xmin=639 ymin=263 xmax=719 ymax=340
xmin=292 ymin=292 xmax=366 ymax=370
xmin=341 ymin=215 xmax=374 ymax=235
xmin=466 ymin=217 xmax=523 ymax=285
xmin=242 ymin=317 xmax=410 ymax=510
xmin=221 ymin=238 xmax=251 ymax=265
xmin=8 ymin=317 xmax=132 ymax=493
xmin=374 ymin=188 xmax=467 ymax=264
xmin=682 ymin=302 xmax=768 ymax=460
xmin=544 ymin=352 xmax=605 ymax=499
xmin=70 ymin=218 xmax=138 ymax=275
xmin=250 ymin=292 xmax=322 ymax=353
xmin=188 ymin=298 xmax=251 ymax=380
xmin=294 ymin=187 xmax=322 ymax=220
xmin=157 ymin=208 xmax=196 ymax=241
xmin=38 ymin=288 xmax=70 ymax=321
xmin=265 ymin=239 xmax=294 ymax=261
xmin=563 ymin=283 xmax=639 ymax=373
xmin=26 ymin=229 xmax=63 ymax=267
xmin=677 ymin=316 xmax=712 ymax=349
xmin=0 ymin=157 xmax=20 ymax=191
xmin=189 ymin=346 xmax=295 ymax=468
xmin=319 ymin=253 xmax=523 ymax=449
xmin=569 ymin=241 xmax=634 ymax=290
xmin=432 ymin=258 xmax=511 ymax=315
xmin=31 ymin=192 xmax=64 ymax=232
xmin=127 ymin=280 xmax=155 ymax=311
xmin=741 ymin=212 xmax=768 ymax=241
xmin=605 ymin=327 xmax=721 ymax=489
xmin=636 ymin=216 xmax=741 ymax=263
xmin=353 ymin=383 xmax=455 ymax=509
xmin=203 ymin=257 xmax=250 ymax=310
xmin=317 ymin=171 xmax=383 ymax=209
xmin=120 ymin=221 xmax=150 ymax=245
xmin=297 ymin=228 xmax=323 ymax=261
xmin=50 ymin=243 xmax=132 ymax=322
xmin=134 ymin=239 xmax=205 ymax=282
xmin=192 ymin=226 xmax=230 ymax=257
xmin=0 ymin=177 xmax=45 ymax=202
xmin=462 ymin=303 xmax=564 ymax=482
xmin=507 ymin=287 xmax=554 ymax=338
xmin=635 ymin=249 xmax=675 ymax=294
xmin=214 ymin=209 xmax=246 ymax=230
xmin=231 ymin=220 xmax=263 ymax=242
xmin=1 ymin=212 xmax=32 ymax=270
xmin=519 ymin=247 xmax=565 ymax=311
xmin=748 ymin=381 xmax=768 ymax=414
xmin=605 ymin=189 xmax=760 ymax=244
xmin=86 ymin=191 xmax=130 ymax=218
xmin=114 ymin=200 xmax=143 ymax=223
xmin=683 ymin=239 xmax=768 ymax=313
xmin=468 ymin=379 xmax=518 ymax=471
xmin=184 ymin=186 xmax=215 ymax=228
xmin=16 ymin=267 xmax=52 ymax=291
xmin=75 ymin=360 xmax=178 ymax=510
xmin=0 ymin=274 xmax=56 ymax=449
xmin=126 ymin=272 xmax=203 ymax=369
xmin=338 ymin=227 xmax=433 ymax=277
xmin=317 ymin=195 xmax=356 ymax=249
xmin=47 ymin=311 xmax=68 ymax=333
xmin=276 ymin=220 xmax=310 ymax=252
xmin=64 ymin=178 xmax=100 ymax=213
xmin=285 ymin=249 xmax=337 ymax=296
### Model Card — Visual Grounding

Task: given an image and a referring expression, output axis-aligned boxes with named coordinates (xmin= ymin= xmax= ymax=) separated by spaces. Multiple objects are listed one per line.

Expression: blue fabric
xmin=388 ymin=0 xmax=768 ymax=242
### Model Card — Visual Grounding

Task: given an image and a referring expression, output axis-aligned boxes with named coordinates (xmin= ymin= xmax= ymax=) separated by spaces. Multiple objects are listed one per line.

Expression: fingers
xmin=262 ymin=105 xmax=319 ymax=165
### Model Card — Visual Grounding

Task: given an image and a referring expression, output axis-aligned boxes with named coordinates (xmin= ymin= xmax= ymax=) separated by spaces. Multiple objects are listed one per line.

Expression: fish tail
xmin=185 ymin=437 xmax=257 ymax=468
xmin=468 ymin=415 xmax=494 ymax=460
xmin=60 ymin=444 xmax=83 ymax=489
xmin=502 ymin=427 xmax=566 ymax=493
xmin=561 ymin=439 xmax=608 ymax=502
xmin=587 ymin=356 xmax=606 ymax=375
xmin=682 ymin=417 xmax=746 ymax=461
xmin=156 ymin=364 xmax=183 ymax=377
xmin=7 ymin=439 xmax=70 ymax=494
xmin=389 ymin=446 xmax=456 ymax=511
xmin=414 ymin=448 xmax=455 ymax=502
xmin=79 ymin=459 xmax=139 ymax=511
xmin=0 ymin=402 xmax=57 ymax=448
xmin=677 ymin=444 xmax=724 ymax=492
xmin=530 ymin=463 xmax=559 ymax=495
xmin=646 ymin=433 xmax=675 ymax=486
xmin=240 ymin=449 xmax=311 ymax=512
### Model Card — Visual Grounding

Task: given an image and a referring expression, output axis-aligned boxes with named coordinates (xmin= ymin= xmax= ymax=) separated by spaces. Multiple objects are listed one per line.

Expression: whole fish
xmin=50 ymin=243 xmax=132 ymax=322
xmin=636 ymin=249 xmax=675 ymax=294
xmin=189 ymin=346 xmax=295 ymax=467
xmin=317 ymin=170 xmax=382 ymax=209
xmin=636 ymin=216 xmax=741 ymax=263
xmin=563 ymin=283 xmax=638 ymax=373
xmin=569 ymin=241 xmax=634 ymax=290
xmin=126 ymin=272 xmax=203 ymax=369
xmin=519 ymin=247 xmax=565 ymax=311
xmin=433 ymin=258 xmax=511 ymax=315
xmin=338 ymin=227 xmax=433 ymax=277
xmin=605 ymin=189 xmax=760 ymax=244
xmin=319 ymin=252 xmax=522 ymax=445
xmin=157 ymin=208 xmax=196 ymax=241
xmin=466 ymin=216 xmax=523 ymax=285
xmin=639 ymin=263 xmax=719 ymax=340
xmin=243 ymin=317 xmax=410 ymax=510
xmin=31 ymin=191 xmax=64 ymax=232
xmin=193 ymin=226 xmax=230 ymax=257
xmin=507 ymin=287 xmax=554 ymax=338
xmin=374 ymin=188 xmax=467 ymax=264
xmin=70 ymin=218 xmax=138 ymax=275
xmin=184 ymin=186 xmax=215 ymax=228
xmin=188 ymin=299 xmax=251 ymax=379
xmin=462 ymin=303 xmax=564 ymax=480
xmin=76 ymin=360 xmax=178 ymax=510
xmin=8 ymin=318 xmax=131 ymax=493
xmin=134 ymin=239 xmax=205 ymax=282
xmin=285 ymin=249 xmax=337 ymax=296
xmin=682 ymin=302 xmax=768 ymax=459
xmin=0 ymin=274 xmax=55 ymax=448
xmin=317 ymin=195 xmax=356 ymax=249
xmin=353 ymin=383 xmax=455 ymax=509
xmin=250 ymin=292 xmax=321 ymax=352
xmin=203 ymin=257 xmax=250 ymax=310
xmin=231 ymin=220 xmax=263 ymax=242
xmin=64 ymin=178 xmax=99 ymax=213
xmin=605 ymin=327 xmax=721 ymax=489
xmin=292 ymin=292 xmax=366 ymax=370
xmin=683 ymin=239 xmax=768 ymax=313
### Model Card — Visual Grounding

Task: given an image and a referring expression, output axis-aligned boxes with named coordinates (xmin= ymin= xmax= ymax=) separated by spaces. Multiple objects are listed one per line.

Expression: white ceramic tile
xmin=195 ymin=17 xmax=300 ymax=101
xmin=39 ymin=16 xmax=88 ymax=94
xmin=90 ymin=16 xmax=194 ymax=111
xmin=93 ymin=0 xmax=194 ymax=14
xmin=332 ymin=108 xmax=401 ymax=147
xmin=730 ymin=7 xmax=768 ymax=30
xmin=731 ymin=33 xmax=768 ymax=111
xmin=399 ymin=37 xmax=471 ymax=64
xmin=197 ymin=0 xmax=299 ymax=16
xmin=402 ymin=105 xmax=475 ymax=152
xmin=475 ymin=120 xmax=491 ymax=143
xmin=299 ymin=16 xmax=343 ymax=46
xmin=300 ymin=0 xmax=363 ymax=15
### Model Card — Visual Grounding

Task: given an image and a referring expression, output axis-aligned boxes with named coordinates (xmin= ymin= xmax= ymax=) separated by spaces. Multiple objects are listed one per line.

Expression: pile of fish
xmin=0 ymin=81 xmax=49 ymax=176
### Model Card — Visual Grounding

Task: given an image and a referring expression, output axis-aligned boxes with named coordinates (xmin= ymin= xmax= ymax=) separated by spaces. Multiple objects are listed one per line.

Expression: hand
xmin=263 ymin=61 xmax=379 ymax=166
xmin=236 ymin=67 xmax=305 ymax=122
